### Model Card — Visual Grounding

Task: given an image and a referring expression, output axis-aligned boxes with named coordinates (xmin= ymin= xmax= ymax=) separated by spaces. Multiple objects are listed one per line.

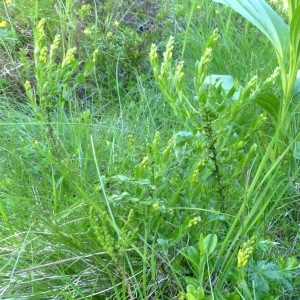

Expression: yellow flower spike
xmin=50 ymin=34 xmax=61 ymax=51
xmin=92 ymin=49 xmax=99 ymax=63
xmin=237 ymin=237 xmax=255 ymax=268
xmin=37 ymin=18 xmax=45 ymax=39
xmin=62 ymin=47 xmax=77 ymax=66
xmin=39 ymin=46 xmax=48 ymax=63
xmin=187 ymin=216 xmax=201 ymax=228
xmin=24 ymin=80 xmax=31 ymax=91
xmin=139 ymin=156 xmax=149 ymax=168
xmin=83 ymin=28 xmax=92 ymax=35
xmin=128 ymin=134 xmax=135 ymax=146
xmin=0 ymin=20 xmax=7 ymax=27
xmin=152 ymin=202 xmax=159 ymax=211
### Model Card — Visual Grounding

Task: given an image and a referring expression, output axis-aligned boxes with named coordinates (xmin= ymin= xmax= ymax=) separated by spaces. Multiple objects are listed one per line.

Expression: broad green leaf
xmin=213 ymin=0 xmax=289 ymax=60
xmin=200 ymin=233 xmax=218 ymax=256
xmin=254 ymin=93 xmax=280 ymax=125
xmin=204 ymin=234 xmax=218 ymax=255
xmin=290 ymin=4 xmax=300 ymax=65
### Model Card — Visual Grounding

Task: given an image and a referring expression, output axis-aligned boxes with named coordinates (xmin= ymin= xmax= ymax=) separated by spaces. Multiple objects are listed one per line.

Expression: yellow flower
xmin=113 ymin=20 xmax=119 ymax=27
xmin=50 ymin=34 xmax=61 ymax=51
xmin=62 ymin=47 xmax=76 ymax=66
xmin=39 ymin=46 xmax=48 ymax=63
xmin=0 ymin=20 xmax=7 ymax=27
xmin=139 ymin=156 xmax=149 ymax=168
xmin=237 ymin=237 xmax=255 ymax=268
xmin=187 ymin=216 xmax=201 ymax=228
xmin=83 ymin=28 xmax=92 ymax=35
xmin=24 ymin=80 xmax=31 ymax=91
xmin=152 ymin=202 xmax=159 ymax=211
xmin=106 ymin=31 xmax=112 ymax=37
xmin=5 ymin=0 xmax=12 ymax=3
xmin=92 ymin=49 xmax=99 ymax=63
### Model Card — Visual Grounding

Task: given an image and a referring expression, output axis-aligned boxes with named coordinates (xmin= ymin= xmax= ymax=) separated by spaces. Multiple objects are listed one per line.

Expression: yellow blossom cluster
xmin=24 ymin=80 xmax=31 ymax=91
xmin=39 ymin=46 xmax=48 ymax=63
xmin=83 ymin=28 xmax=92 ymax=35
xmin=63 ymin=47 xmax=76 ymax=66
xmin=237 ymin=237 xmax=255 ymax=268
xmin=187 ymin=216 xmax=201 ymax=228
xmin=50 ymin=34 xmax=61 ymax=51
xmin=92 ymin=49 xmax=99 ymax=63
xmin=37 ymin=18 xmax=45 ymax=40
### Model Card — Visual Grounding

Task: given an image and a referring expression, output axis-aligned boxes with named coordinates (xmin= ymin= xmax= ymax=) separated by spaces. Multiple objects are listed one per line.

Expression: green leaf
xmin=213 ymin=0 xmax=289 ymax=60
xmin=288 ymin=0 xmax=300 ymax=18
xmin=254 ymin=93 xmax=280 ymax=125
xmin=204 ymin=234 xmax=218 ymax=255
xmin=290 ymin=5 xmax=300 ymax=66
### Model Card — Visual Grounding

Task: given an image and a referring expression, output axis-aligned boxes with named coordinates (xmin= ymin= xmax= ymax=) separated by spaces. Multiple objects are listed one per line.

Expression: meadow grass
xmin=0 ymin=0 xmax=299 ymax=299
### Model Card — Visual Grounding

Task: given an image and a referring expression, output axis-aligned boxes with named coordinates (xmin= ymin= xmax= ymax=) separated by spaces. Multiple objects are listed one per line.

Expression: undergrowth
xmin=0 ymin=0 xmax=299 ymax=299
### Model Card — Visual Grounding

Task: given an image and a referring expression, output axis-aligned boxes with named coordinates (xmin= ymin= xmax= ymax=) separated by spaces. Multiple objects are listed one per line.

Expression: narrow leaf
xmin=290 ymin=4 xmax=300 ymax=65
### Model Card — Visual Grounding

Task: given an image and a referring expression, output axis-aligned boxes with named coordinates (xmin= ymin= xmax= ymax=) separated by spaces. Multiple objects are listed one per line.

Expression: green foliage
xmin=213 ymin=0 xmax=300 ymax=157
xmin=0 ymin=0 xmax=299 ymax=299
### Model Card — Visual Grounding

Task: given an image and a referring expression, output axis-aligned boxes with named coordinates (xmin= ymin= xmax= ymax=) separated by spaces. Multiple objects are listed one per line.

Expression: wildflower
xmin=113 ymin=20 xmax=119 ymax=27
xmin=164 ymin=36 xmax=174 ymax=61
xmin=139 ymin=156 xmax=149 ymax=168
xmin=50 ymin=34 xmax=60 ymax=51
xmin=178 ymin=292 xmax=185 ymax=300
xmin=153 ymin=131 xmax=160 ymax=145
xmin=237 ymin=237 xmax=255 ymax=268
xmin=80 ymin=4 xmax=91 ymax=13
xmin=5 ymin=0 xmax=12 ymax=3
xmin=128 ymin=134 xmax=135 ymax=147
xmin=0 ymin=21 xmax=7 ymax=28
xmin=106 ymin=31 xmax=112 ymax=37
xmin=175 ymin=60 xmax=185 ymax=86
xmin=37 ymin=18 xmax=45 ymax=39
xmin=149 ymin=43 xmax=158 ymax=66
xmin=62 ymin=47 xmax=76 ymax=66
xmin=152 ymin=202 xmax=159 ymax=211
xmin=24 ymin=80 xmax=31 ymax=91
xmin=83 ymin=28 xmax=92 ymax=35
xmin=39 ymin=46 xmax=48 ymax=63
xmin=265 ymin=66 xmax=280 ymax=84
xmin=201 ymin=47 xmax=212 ymax=65
xmin=187 ymin=216 xmax=201 ymax=228
xmin=92 ymin=49 xmax=99 ymax=63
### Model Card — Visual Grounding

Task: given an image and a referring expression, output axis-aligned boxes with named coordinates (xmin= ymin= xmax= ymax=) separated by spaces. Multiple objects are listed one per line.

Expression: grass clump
xmin=0 ymin=0 xmax=299 ymax=299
